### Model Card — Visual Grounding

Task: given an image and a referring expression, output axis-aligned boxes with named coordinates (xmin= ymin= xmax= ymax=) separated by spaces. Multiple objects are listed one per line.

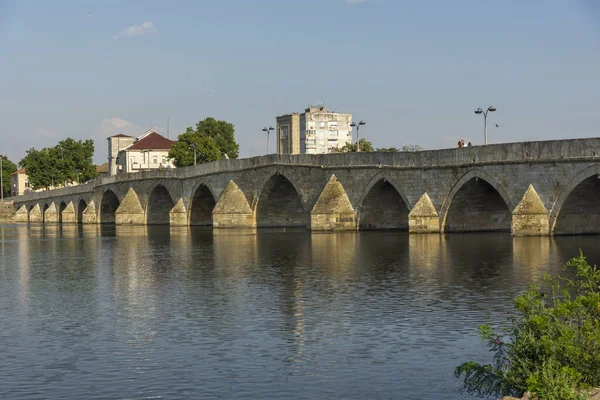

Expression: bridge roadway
xmin=9 ymin=137 xmax=600 ymax=235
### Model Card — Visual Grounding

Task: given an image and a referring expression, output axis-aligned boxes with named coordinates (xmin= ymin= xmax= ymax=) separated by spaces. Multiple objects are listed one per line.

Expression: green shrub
xmin=455 ymin=251 xmax=600 ymax=399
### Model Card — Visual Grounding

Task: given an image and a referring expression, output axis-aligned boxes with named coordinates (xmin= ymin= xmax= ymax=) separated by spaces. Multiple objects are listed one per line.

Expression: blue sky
xmin=1 ymin=0 xmax=599 ymax=164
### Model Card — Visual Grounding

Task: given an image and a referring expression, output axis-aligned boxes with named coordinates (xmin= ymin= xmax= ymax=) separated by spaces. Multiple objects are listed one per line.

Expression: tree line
xmin=332 ymin=139 xmax=423 ymax=153
xmin=4 ymin=117 xmax=240 ymax=194
xmin=3 ymin=117 xmax=422 ymax=196
xmin=20 ymin=139 xmax=99 ymax=190
xmin=1 ymin=139 xmax=98 ymax=196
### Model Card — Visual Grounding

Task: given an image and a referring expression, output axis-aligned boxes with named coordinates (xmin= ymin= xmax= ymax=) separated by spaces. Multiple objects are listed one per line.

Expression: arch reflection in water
xmin=408 ymin=233 xmax=447 ymax=273
xmin=110 ymin=225 xmax=164 ymax=351
xmin=256 ymin=230 xmax=311 ymax=363
xmin=512 ymin=237 xmax=553 ymax=282
xmin=56 ymin=224 xmax=80 ymax=239
xmin=355 ymin=231 xmax=409 ymax=278
xmin=212 ymin=229 xmax=258 ymax=280
xmin=552 ymin=235 xmax=600 ymax=268
xmin=439 ymin=233 xmax=514 ymax=294
xmin=310 ymin=232 xmax=357 ymax=278
xmin=14 ymin=225 xmax=31 ymax=308
xmin=80 ymin=224 xmax=100 ymax=237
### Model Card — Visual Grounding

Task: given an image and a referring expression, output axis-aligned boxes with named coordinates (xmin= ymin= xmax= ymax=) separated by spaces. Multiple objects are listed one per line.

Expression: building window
xmin=153 ymin=156 xmax=158 ymax=164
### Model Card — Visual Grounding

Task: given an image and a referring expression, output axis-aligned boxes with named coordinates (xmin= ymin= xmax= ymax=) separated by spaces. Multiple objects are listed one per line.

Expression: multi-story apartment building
xmin=276 ymin=105 xmax=353 ymax=155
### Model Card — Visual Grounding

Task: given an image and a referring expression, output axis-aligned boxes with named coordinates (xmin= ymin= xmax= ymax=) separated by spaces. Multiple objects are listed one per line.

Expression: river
xmin=1 ymin=223 xmax=598 ymax=399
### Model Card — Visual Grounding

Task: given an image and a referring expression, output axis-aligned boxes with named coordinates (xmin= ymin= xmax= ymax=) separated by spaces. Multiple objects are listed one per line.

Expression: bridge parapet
xmin=15 ymin=181 xmax=94 ymax=203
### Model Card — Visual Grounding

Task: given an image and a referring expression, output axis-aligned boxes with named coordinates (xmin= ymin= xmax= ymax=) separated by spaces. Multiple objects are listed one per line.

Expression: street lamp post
xmin=349 ymin=120 xmax=366 ymax=152
xmin=262 ymin=126 xmax=274 ymax=154
xmin=474 ymin=106 xmax=497 ymax=145
xmin=190 ymin=143 xmax=198 ymax=166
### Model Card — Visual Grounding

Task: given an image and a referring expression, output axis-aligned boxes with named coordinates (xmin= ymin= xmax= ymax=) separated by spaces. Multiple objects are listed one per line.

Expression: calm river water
xmin=1 ymin=223 xmax=599 ymax=399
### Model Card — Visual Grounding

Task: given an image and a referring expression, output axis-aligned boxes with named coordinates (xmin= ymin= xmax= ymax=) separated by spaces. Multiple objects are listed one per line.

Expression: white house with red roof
xmin=109 ymin=129 xmax=176 ymax=175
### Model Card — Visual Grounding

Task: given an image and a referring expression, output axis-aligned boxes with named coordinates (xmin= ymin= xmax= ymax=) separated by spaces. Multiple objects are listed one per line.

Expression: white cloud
xmin=94 ymin=117 xmax=142 ymax=138
xmin=83 ymin=13 xmax=93 ymax=19
xmin=90 ymin=117 xmax=143 ymax=163
xmin=113 ymin=22 xmax=157 ymax=40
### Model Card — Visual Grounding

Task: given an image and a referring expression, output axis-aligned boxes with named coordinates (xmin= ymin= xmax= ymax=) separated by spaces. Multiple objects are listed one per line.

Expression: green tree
xmin=455 ymin=251 xmax=600 ymax=400
xmin=1 ymin=155 xmax=17 ymax=198
xmin=333 ymin=138 xmax=375 ymax=153
xmin=19 ymin=139 xmax=97 ymax=189
xmin=169 ymin=117 xmax=240 ymax=167
xmin=401 ymin=144 xmax=423 ymax=152
xmin=54 ymin=138 xmax=98 ymax=184
xmin=168 ymin=127 xmax=222 ymax=167
xmin=20 ymin=148 xmax=57 ymax=190
xmin=377 ymin=147 xmax=399 ymax=152
xmin=195 ymin=117 xmax=239 ymax=159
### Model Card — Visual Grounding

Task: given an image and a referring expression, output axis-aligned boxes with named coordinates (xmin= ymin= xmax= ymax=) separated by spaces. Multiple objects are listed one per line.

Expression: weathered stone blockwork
xmin=0 ymin=201 xmax=15 ymax=221
xmin=8 ymin=138 xmax=600 ymax=236
xmin=512 ymin=185 xmax=549 ymax=236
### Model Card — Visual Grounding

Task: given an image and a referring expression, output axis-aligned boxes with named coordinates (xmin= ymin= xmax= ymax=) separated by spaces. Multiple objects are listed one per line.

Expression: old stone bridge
xmin=10 ymin=138 xmax=600 ymax=236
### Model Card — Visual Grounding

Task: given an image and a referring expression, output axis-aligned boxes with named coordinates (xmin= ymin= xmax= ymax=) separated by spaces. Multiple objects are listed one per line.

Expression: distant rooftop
xmin=125 ymin=130 xmax=176 ymax=151
xmin=96 ymin=163 xmax=109 ymax=173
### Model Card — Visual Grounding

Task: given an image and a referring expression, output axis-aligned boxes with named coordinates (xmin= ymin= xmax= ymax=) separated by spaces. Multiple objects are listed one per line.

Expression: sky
xmin=1 ymin=0 xmax=599 ymax=165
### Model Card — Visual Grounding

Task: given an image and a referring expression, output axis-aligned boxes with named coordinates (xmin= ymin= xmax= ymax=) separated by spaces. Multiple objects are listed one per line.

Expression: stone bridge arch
xmin=146 ymin=181 xmax=178 ymax=225
xmin=358 ymin=172 xmax=411 ymax=230
xmin=58 ymin=200 xmax=68 ymax=223
xmin=42 ymin=202 xmax=52 ymax=223
xmin=550 ymin=164 xmax=600 ymax=235
xmin=98 ymin=188 xmax=120 ymax=224
xmin=440 ymin=169 xmax=513 ymax=233
xmin=77 ymin=198 xmax=88 ymax=224
xmin=189 ymin=179 xmax=217 ymax=226
xmin=254 ymin=169 xmax=307 ymax=228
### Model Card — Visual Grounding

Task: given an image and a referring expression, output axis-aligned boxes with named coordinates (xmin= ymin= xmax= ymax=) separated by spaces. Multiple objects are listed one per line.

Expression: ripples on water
xmin=1 ymin=224 xmax=599 ymax=399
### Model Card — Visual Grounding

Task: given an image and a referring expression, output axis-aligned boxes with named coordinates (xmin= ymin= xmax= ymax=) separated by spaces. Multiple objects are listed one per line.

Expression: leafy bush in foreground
xmin=455 ymin=251 xmax=600 ymax=400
